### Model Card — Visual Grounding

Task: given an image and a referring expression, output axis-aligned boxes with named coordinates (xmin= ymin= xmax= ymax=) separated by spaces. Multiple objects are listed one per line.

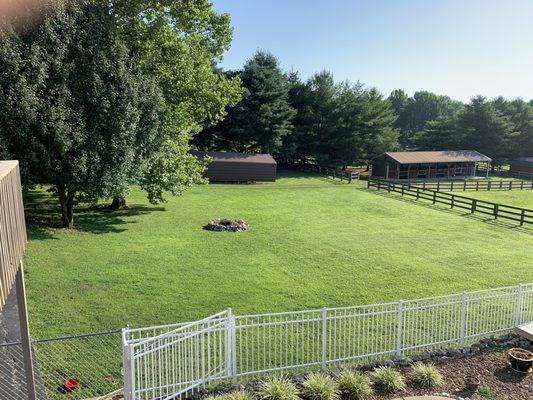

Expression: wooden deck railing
xmin=368 ymin=179 xmax=533 ymax=226
xmin=0 ymin=161 xmax=27 ymax=310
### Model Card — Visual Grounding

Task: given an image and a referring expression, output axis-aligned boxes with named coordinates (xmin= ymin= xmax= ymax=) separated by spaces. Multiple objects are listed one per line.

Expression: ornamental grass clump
xmin=337 ymin=370 xmax=373 ymax=399
xmin=206 ymin=393 xmax=255 ymax=400
xmin=301 ymin=373 xmax=339 ymax=400
xmin=410 ymin=363 xmax=444 ymax=388
xmin=226 ymin=392 xmax=257 ymax=400
xmin=258 ymin=377 xmax=299 ymax=400
xmin=371 ymin=366 xmax=405 ymax=393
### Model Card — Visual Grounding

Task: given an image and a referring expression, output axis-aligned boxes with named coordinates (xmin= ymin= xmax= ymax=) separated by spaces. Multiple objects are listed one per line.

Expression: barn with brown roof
xmin=371 ymin=150 xmax=492 ymax=180
xmin=192 ymin=151 xmax=277 ymax=182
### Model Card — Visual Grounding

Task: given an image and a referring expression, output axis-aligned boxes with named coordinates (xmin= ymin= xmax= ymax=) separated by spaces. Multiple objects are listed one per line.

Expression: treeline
xmin=195 ymin=51 xmax=533 ymax=169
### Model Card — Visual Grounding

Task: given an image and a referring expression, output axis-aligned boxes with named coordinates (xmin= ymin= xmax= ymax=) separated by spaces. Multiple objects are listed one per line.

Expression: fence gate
xmin=123 ymin=310 xmax=232 ymax=400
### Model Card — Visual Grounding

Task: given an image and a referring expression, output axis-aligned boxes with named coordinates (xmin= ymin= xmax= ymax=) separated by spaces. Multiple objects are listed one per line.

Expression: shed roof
xmin=192 ymin=151 xmax=276 ymax=164
xmin=511 ymin=157 xmax=533 ymax=167
xmin=382 ymin=150 xmax=491 ymax=164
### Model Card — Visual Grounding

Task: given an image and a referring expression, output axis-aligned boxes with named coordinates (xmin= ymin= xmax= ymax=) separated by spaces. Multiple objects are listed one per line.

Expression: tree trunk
xmin=58 ymin=188 xmax=74 ymax=229
xmin=110 ymin=196 xmax=127 ymax=209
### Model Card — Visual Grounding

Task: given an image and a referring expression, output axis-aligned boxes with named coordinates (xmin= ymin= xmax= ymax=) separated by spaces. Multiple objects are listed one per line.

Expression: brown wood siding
xmin=511 ymin=165 xmax=533 ymax=174
xmin=0 ymin=161 xmax=27 ymax=312
xmin=204 ymin=161 xmax=277 ymax=182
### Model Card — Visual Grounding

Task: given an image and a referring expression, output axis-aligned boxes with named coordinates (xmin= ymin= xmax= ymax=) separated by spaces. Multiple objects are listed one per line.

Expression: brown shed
xmin=510 ymin=157 xmax=533 ymax=174
xmin=192 ymin=151 xmax=277 ymax=182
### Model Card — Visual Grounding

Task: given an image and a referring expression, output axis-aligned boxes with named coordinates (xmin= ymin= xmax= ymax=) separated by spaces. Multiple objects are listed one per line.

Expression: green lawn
xmin=24 ymin=171 xmax=533 ymax=338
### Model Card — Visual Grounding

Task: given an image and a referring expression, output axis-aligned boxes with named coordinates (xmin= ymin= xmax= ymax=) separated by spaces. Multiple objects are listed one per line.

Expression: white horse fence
xmin=122 ymin=283 xmax=533 ymax=400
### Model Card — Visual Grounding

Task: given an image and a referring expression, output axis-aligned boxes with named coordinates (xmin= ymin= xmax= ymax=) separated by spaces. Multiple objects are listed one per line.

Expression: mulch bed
xmin=377 ymin=348 xmax=532 ymax=400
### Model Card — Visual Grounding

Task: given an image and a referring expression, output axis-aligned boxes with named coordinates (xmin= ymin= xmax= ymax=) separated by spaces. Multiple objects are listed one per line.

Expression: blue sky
xmin=211 ymin=0 xmax=533 ymax=102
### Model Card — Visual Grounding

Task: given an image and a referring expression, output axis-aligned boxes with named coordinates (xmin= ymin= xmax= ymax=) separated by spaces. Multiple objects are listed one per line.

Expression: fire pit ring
xmin=203 ymin=219 xmax=249 ymax=232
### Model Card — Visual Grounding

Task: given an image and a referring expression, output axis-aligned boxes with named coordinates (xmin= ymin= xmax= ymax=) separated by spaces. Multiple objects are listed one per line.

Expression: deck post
xmin=16 ymin=261 xmax=37 ymax=400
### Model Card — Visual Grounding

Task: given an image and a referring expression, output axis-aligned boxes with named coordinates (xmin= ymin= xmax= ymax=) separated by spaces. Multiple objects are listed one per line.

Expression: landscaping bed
xmin=201 ymin=335 xmax=532 ymax=400
xmin=381 ymin=348 xmax=532 ymax=399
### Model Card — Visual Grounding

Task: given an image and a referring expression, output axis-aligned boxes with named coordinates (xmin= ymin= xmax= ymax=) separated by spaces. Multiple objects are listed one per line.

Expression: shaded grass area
xmin=24 ymin=171 xmax=533 ymax=339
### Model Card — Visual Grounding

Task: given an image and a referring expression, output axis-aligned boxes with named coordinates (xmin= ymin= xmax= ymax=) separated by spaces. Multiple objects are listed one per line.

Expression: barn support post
xmin=16 ymin=261 xmax=37 ymax=400
xmin=486 ymin=162 xmax=490 ymax=178
xmin=385 ymin=162 xmax=389 ymax=179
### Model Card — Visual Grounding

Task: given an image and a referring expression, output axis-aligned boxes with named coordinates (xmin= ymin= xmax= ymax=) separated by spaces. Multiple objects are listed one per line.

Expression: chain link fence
xmin=0 ymin=330 xmax=124 ymax=400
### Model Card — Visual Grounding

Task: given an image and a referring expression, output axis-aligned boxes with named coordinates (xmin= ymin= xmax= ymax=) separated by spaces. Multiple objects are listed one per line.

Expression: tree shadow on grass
xmin=24 ymin=190 xmax=165 ymax=240
xmin=363 ymin=188 xmax=533 ymax=235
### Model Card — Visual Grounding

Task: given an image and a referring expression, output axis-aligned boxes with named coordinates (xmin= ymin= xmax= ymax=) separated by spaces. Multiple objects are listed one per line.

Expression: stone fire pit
xmin=203 ymin=219 xmax=249 ymax=232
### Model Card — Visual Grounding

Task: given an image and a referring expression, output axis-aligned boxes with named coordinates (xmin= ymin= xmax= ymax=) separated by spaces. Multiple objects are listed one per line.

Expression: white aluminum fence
xmin=122 ymin=283 xmax=533 ymax=400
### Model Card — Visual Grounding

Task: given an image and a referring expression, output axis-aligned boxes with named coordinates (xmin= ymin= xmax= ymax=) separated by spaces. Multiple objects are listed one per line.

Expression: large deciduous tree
xmin=108 ymin=0 xmax=243 ymax=207
xmin=0 ymin=0 xmax=166 ymax=228
xmin=0 ymin=0 xmax=242 ymax=226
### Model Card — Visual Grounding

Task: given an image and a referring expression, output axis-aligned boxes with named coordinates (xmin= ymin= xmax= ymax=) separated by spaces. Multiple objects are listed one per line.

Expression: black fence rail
xmin=476 ymin=167 xmax=533 ymax=182
xmin=368 ymin=179 xmax=533 ymax=226
xmin=295 ymin=163 xmax=359 ymax=183
xmin=410 ymin=179 xmax=533 ymax=192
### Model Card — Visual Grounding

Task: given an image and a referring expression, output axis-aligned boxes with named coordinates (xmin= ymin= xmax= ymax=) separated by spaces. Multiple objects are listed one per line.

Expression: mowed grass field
xmin=23 ymin=172 xmax=533 ymax=338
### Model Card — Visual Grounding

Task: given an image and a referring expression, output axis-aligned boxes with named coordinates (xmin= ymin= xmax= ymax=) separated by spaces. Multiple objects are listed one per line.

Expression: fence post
xmin=520 ymin=180 xmax=524 ymax=190
xmin=432 ymin=191 xmax=436 ymax=204
xmin=516 ymin=285 xmax=523 ymax=327
xmin=460 ymin=291 xmax=467 ymax=349
xmin=396 ymin=300 xmax=404 ymax=358
xmin=520 ymin=209 xmax=525 ymax=226
xmin=509 ymin=181 xmax=512 ymax=190
xmin=451 ymin=195 xmax=455 ymax=208
xmin=231 ymin=312 xmax=237 ymax=383
xmin=367 ymin=179 xmax=370 ymax=188
xmin=463 ymin=180 xmax=467 ymax=191
xmin=488 ymin=181 xmax=492 ymax=191
xmin=416 ymin=187 xmax=420 ymax=200
xmin=322 ymin=307 xmax=328 ymax=371
xmin=451 ymin=181 xmax=454 ymax=191
xmin=471 ymin=199 xmax=477 ymax=214
xmin=122 ymin=337 xmax=135 ymax=400
xmin=476 ymin=181 xmax=479 ymax=191
xmin=493 ymin=204 xmax=499 ymax=219
xmin=225 ymin=308 xmax=235 ymax=380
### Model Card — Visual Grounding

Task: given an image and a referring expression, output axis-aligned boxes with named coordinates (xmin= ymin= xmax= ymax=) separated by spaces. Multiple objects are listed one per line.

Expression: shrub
xmin=258 ymin=377 xmax=299 ymax=400
xmin=337 ymin=370 xmax=373 ymax=399
xmin=410 ymin=363 xmax=444 ymax=388
xmin=301 ymin=373 xmax=339 ymax=400
xmin=478 ymin=386 xmax=495 ymax=399
xmin=371 ymin=366 xmax=405 ymax=393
